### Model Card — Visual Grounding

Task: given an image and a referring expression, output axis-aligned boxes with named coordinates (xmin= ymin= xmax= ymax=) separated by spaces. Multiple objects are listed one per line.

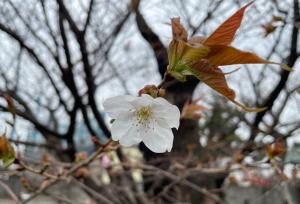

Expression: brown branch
xmin=125 ymin=163 xmax=225 ymax=204
xmin=0 ymin=88 xmax=64 ymax=139
xmin=58 ymin=9 xmax=97 ymax=139
xmin=0 ymin=179 xmax=21 ymax=204
xmin=21 ymin=139 xmax=114 ymax=203
xmin=0 ymin=22 xmax=69 ymax=113
xmin=39 ymin=0 xmax=61 ymax=54
xmin=92 ymin=10 xmax=131 ymax=83
xmin=7 ymin=0 xmax=56 ymax=56
xmin=83 ymin=0 xmax=95 ymax=34
xmin=72 ymin=178 xmax=114 ymax=204
xmin=57 ymin=0 xmax=111 ymax=138
xmin=191 ymin=1 xmax=223 ymax=35
xmin=56 ymin=0 xmax=82 ymax=36
xmin=18 ymin=159 xmax=59 ymax=180
xmin=135 ymin=8 xmax=168 ymax=77
xmin=249 ymin=0 xmax=299 ymax=141
xmin=9 ymin=138 xmax=56 ymax=149
xmin=0 ymin=110 xmax=63 ymax=142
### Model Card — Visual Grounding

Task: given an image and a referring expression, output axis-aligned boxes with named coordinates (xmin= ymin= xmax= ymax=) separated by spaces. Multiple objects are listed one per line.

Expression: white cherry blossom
xmin=103 ymin=94 xmax=180 ymax=153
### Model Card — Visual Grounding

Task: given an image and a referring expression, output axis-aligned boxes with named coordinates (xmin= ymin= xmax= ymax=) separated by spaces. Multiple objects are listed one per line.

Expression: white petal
xmin=131 ymin=94 xmax=154 ymax=108
xmin=111 ymin=116 xmax=142 ymax=146
xmin=103 ymin=95 xmax=135 ymax=118
xmin=110 ymin=116 xmax=131 ymax=141
xmin=141 ymin=121 xmax=174 ymax=153
xmin=119 ymin=126 xmax=142 ymax=147
xmin=153 ymin=97 xmax=180 ymax=129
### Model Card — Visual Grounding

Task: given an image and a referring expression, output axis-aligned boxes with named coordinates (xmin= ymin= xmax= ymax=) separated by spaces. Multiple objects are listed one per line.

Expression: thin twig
xmin=72 ymin=177 xmax=114 ymax=204
xmin=123 ymin=163 xmax=225 ymax=204
xmin=0 ymin=179 xmax=21 ymax=204
xmin=18 ymin=160 xmax=59 ymax=180
xmin=21 ymin=139 xmax=113 ymax=203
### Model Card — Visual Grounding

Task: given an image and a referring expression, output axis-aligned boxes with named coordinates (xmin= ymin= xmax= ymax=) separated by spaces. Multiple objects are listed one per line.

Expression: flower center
xmin=136 ymin=106 xmax=152 ymax=124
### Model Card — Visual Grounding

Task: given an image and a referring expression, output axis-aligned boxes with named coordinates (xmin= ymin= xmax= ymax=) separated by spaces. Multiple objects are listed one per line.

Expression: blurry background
xmin=0 ymin=0 xmax=299 ymax=203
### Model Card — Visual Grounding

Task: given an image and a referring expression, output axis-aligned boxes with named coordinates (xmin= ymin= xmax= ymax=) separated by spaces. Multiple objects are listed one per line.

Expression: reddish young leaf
xmin=171 ymin=17 xmax=187 ymax=41
xmin=267 ymin=141 xmax=285 ymax=160
xmin=181 ymin=99 xmax=208 ymax=120
xmin=206 ymin=45 xmax=274 ymax=66
xmin=167 ymin=2 xmax=292 ymax=112
xmin=189 ymin=60 xmax=266 ymax=112
xmin=261 ymin=22 xmax=277 ymax=37
xmin=204 ymin=1 xmax=254 ymax=45
xmin=0 ymin=131 xmax=15 ymax=167
xmin=4 ymin=94 xmax=16 ymax=121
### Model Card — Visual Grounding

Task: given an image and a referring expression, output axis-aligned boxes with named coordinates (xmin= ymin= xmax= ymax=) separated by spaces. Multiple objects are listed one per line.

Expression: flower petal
xmin=130 ymin=94 xmax=154 ymax=108
xmin=110 ymin=112 xmax=134 ymax=141
xmin=153 ymin=97 xmax=180 ymax=129
xmin=118 ymin=126 xmax=142 ymax=147
xmin=204 ymin=1 xmax=254 ymax=45
xmin=103 ymin=95 xmax=135 ymax=118
xmin=141 ymin=122 xmax=174 ymax=153
xmin=111 ymin=116 xmax=142 ymax=146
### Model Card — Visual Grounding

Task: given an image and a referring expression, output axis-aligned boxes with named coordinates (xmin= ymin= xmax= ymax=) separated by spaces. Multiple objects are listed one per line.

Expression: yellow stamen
xmin=136 ymin=106 xmax=152 ymax=124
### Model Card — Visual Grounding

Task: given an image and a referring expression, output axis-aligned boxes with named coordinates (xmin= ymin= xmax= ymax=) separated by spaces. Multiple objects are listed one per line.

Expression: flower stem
xmin=157 ymin=72 xmax=173 ymax=89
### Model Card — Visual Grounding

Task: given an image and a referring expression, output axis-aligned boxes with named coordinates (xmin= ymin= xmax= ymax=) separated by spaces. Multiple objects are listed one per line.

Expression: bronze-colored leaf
xmin=0 ymin=132 xmax=15 ymax=167
xmin=171 ymin=17 xmax=187 ymax=41
xmin=4 ymin=94 xmax=16 ymax=121
xmin=206 ymin=45 xmax=273 ymax=66
xmin=204 ymin=1 xmax=254 ymax=45
xmin=190 ymin=60 xmax=266 ymax=112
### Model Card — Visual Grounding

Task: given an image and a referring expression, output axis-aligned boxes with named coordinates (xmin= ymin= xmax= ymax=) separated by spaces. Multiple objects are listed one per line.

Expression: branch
xmin=191 ymin=1 xmax=223 ymax=35
xmin=9 ymin=138 xmax=56 ymax=149
xmin=83 ymin=0 xmax=95 ymax=34
xmin=56 ymin=0 xmax=82 ymax=36
xmin=249 ymin=0 xmax=299 ymax=141
xmin=21 ymin=139 xmax=114 ymax=203
xmin=0 ymin=22 xmax=69 ymax=113
xmin=125 ymin=163 xmax=225 ymax=204
xmin=134 ymin=5 xmax=168 ymax=77
xmin=57 ymin=0 xmax=111 ymax=138
xmin=0 ymin=179 xmax=21 ymax=204
xmin=133 ymin=4 xmax=199 ymax=100
xmin=8 ymin=0 xmax=55 ymax=56
xmin=72 ymin=178 xmax=114 ymax=204
xmin=0 ymin=104 xmax=63 ymax=139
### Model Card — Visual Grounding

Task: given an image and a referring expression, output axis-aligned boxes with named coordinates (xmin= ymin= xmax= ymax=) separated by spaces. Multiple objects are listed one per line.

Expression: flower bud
xmin=138 ymin=85 xmax=165 ymax=98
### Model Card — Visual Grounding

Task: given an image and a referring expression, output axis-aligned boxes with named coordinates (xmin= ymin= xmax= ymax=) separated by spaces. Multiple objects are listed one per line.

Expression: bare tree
xmin=0 ymin=0 xmax=299 ymax=203
xmin=0 ymin=0 xmax=138 ymax=160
